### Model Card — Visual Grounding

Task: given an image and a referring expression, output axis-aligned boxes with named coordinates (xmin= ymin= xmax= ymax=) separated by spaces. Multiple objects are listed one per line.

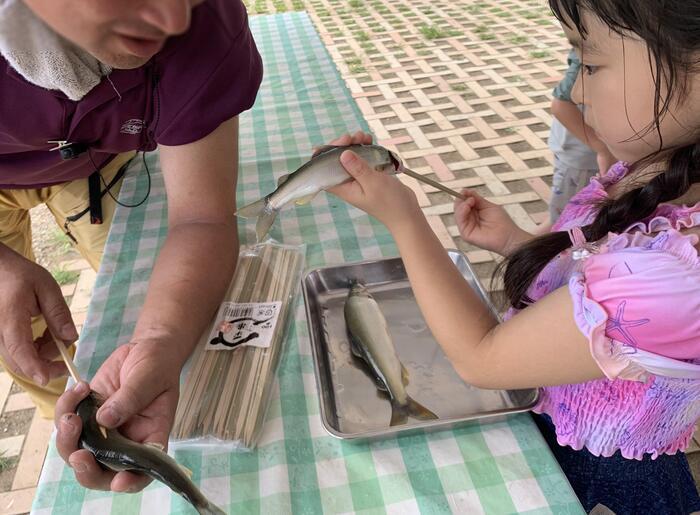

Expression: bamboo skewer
xmin=172 ymin=243 xmax=303 ymax=448
xmin=49 ymin=330 xmax=83 ymax=384
xmin=401 ymin=167 xmax=465 ymax=199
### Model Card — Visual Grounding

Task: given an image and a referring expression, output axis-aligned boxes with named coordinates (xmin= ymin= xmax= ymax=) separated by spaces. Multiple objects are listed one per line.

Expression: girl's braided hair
xmin=501 ymin=0 xmax=700 ymax=309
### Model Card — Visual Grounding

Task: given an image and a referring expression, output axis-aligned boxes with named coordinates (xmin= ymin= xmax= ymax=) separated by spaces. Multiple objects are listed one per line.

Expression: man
xmin=0 ymin=0 xmax=262 ymax=493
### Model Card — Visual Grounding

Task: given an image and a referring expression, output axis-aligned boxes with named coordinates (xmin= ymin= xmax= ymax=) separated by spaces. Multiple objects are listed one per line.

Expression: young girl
xmin=327 ymin=1 xmax=700 ymax=512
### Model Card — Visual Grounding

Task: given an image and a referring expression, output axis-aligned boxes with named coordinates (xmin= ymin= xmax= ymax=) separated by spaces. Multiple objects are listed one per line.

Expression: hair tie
xmin=567 ymin=226 xmax=598 ymax=260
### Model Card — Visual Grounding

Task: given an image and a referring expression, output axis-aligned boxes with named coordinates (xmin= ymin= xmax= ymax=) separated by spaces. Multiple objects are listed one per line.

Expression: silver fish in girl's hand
xmin=77 ymin=392 xmax=225 ymax=515
xmin=236 ymin=144 xmax=402 ymax=242
xmin=344 ymin=281 xmax=438 ymax=426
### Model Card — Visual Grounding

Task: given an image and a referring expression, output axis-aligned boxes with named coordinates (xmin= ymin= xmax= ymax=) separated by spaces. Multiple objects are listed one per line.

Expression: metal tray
xmin=302 ymin=250 xmax=539 ymax=440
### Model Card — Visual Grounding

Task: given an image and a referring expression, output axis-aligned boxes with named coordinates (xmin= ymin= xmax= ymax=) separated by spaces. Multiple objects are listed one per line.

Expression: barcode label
xmin=206 ymin=302 xmax=282 ymax=351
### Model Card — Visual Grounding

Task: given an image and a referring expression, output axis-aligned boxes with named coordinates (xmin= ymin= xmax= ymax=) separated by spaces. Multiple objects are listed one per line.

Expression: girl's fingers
xmin=339 ymin=150 xmax=373 ymax=184
xmin=329 ymin=133 xmax=352 ymax=146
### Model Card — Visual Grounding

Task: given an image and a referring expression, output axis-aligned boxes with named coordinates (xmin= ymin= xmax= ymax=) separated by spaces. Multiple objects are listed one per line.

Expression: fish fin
xmin=255 ymin=208 xmax=278 ymax=242
xmin=407 ymin=396 xmax=438 ymax=421
xmin=389 ymin=402 xmax=409 ymax=427
xmin=311 ymin=145 xmax=338 ymax=158
xmin=401 ymin=364 xmax=409 ymax=386
xmin=235 ymin=197 xmax=267 ymax=219
xmin=145 ymin=442 xmax=165 ymax=452
xmin=294 ymin=192 xmax=318 ymax=205
xmin=348 ymin=335 xmax=364 ymax=360
xmin=277 ymin=173 xmax=290 ymax=187
xmin=373 ymin=376 xmax=389 ymax=393
xmin=348 ymin=334 xmax=388 ymax=392
xmin=99 ymin=425 xmax=108 ymax=439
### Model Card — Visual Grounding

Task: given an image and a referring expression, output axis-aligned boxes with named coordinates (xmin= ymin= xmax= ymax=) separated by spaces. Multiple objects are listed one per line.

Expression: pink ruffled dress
xmin=508 ymin=161 xmax=700 ymax=460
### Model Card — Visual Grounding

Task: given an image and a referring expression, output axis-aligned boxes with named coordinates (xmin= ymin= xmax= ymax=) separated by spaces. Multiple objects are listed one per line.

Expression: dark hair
xmin=501 ymin=0 xmax=700 ymax=310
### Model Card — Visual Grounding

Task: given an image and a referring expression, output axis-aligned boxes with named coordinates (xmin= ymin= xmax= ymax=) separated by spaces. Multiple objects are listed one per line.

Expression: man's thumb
xmin=96 ymin=381 xmax=150 ymax=428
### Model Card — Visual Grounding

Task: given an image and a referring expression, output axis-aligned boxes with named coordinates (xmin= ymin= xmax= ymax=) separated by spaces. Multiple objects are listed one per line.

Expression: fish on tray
xmin=236 ymin=144 xmax=402 ymax=242
xmin=344 ymin=281 xmax=438 ymax=426
xmin=77 ymin=392 xmax=225 ymax=515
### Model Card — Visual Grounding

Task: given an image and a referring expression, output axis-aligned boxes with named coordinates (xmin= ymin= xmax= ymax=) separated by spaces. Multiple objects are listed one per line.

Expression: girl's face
xmin=561 ymin=11 xmax=700 ymax=164
xmin=23 ymin=0 xmax=205 ymax=69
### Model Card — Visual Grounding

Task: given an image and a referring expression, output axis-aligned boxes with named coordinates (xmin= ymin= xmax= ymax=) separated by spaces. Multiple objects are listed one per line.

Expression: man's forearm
xmin=130 ymin=221 xmax=238 ymax=366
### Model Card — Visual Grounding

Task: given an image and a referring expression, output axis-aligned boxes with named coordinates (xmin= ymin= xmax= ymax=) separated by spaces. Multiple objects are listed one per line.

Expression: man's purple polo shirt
xmin=0 ymin=0 xmax=263 ymax=189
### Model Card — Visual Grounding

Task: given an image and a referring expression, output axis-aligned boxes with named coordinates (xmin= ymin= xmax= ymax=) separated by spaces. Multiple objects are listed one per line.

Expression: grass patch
xmin=419 ymin=24 xmax=461 ymax=40
xmin=357 ymin=30 xmax=370 ymax=41
xmin=529 ymin=49 xmax=550 ymax=59
xmin=475 ymin=25 xmax=495 ymax=41
xmin=51 ymin=267 xmax=80 ymax=286
xmin=0 ymin=451 xmax=12 ymax=472
xmin=51 ymin=229 xmax=73 ymax=254
xmin=272 ymin=0 xmax=287 ymax=11
xmin=254 ymin=0 xmax=269 ymax=14
xmin=349 ymin=0 xmax=362 ymax=7
xmin=452 ymin=83 xmax=467 ymax=91
xmin=509 ymin=35 xmax=528 ymax=45
xmin=346 ymin=56 xmax=365 ymax=73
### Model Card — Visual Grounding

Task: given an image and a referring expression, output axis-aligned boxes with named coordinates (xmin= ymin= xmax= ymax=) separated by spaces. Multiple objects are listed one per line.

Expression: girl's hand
xmin=454 ymin=189 xmax=530 ymax=255
xmin=326 ymin=132 xmax=422 ymax=230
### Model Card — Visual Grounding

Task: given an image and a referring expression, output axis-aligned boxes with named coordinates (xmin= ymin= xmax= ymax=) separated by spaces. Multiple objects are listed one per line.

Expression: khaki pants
xmin=0 ymin=152 xmax=134 ymax=418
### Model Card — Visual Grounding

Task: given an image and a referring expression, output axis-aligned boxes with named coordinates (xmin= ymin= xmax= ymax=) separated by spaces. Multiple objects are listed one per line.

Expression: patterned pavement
xmin=247 ymin=0 xmax=567 ymax=282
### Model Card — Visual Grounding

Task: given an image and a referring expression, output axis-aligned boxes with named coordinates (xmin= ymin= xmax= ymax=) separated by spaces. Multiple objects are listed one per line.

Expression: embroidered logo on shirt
xmin=120 ymin=119 xmax=144 ymax=135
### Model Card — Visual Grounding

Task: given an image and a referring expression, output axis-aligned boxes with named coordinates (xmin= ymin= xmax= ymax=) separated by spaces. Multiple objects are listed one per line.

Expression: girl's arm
xmin=392 ymin=210 xmax=602 ymax=389
xmin=332 ymin=146 xmax=604 ymax=390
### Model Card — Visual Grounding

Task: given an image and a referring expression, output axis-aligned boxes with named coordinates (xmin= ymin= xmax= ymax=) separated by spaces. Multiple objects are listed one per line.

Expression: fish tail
xmin=407 ymin=396 xmax=438 ymax=421
xmin=390 ymin=402 xmax=409 ymax=427
xmin=235 ymin=197 xmax=277 ymax=242
xmin=236 ymin=197 xmax=267 ymax=219
xmin=255 ymin=207 xmax=277 ymax=242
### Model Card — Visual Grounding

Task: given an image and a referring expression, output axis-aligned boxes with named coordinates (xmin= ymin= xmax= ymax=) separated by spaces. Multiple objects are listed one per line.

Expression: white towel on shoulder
xmin=0 ymin=0 xmax=111 ymax=100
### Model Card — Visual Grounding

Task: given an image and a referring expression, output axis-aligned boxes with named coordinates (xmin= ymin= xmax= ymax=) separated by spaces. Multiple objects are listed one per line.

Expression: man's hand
xmin=54 ymin=340 xmax=180 ymax=492
xmin=0 ymin=244 xmax=76 ymax=385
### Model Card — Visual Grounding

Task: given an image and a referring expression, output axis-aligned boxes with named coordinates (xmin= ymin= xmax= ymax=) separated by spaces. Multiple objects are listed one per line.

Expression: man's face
xmin=23 ymin=0 xmax=204 ymax=69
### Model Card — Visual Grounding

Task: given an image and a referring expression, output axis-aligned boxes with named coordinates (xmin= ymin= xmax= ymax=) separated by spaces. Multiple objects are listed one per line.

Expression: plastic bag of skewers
xmin=170 ymin=241 xmax=305 ymax=451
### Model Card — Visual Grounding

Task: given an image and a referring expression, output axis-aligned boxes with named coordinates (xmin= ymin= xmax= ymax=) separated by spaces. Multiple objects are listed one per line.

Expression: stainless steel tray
xmin=302 ymin=249 xmax=538 ymax=440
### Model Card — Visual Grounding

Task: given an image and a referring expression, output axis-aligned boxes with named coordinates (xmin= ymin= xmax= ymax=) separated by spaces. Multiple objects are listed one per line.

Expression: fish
xmin=343 ymin=281 xmax=438 ymax=426
xmin=236 ymin=144 xmax=402 ymax=242
xmin=76 ymin=392 xmax=225 ymax=515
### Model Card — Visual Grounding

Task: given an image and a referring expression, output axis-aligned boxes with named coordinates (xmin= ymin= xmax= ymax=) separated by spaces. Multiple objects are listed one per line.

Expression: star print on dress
xmin=605 ymin=300 xmax=650 ymax=348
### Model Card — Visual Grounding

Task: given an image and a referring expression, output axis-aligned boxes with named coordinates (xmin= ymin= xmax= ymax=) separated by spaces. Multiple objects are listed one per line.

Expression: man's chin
xmin=93 ymin=51 xmax=150 ymax=70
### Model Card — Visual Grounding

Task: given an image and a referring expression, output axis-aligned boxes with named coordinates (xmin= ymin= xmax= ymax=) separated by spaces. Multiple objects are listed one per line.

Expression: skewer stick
xmin=401 ymin=167 xmax=465 ymax=199
xmin=49 ymin=330 xmax=83 ymax=384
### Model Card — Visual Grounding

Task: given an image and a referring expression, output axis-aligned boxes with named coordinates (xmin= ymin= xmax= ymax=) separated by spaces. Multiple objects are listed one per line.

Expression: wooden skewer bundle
xmin=172 ymin=243 xmax=303 ymax=449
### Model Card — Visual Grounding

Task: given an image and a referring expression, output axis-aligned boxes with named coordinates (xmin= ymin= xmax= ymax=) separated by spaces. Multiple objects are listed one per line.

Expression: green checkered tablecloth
xmin=32 ymin=12 xmax=582 ymax=515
